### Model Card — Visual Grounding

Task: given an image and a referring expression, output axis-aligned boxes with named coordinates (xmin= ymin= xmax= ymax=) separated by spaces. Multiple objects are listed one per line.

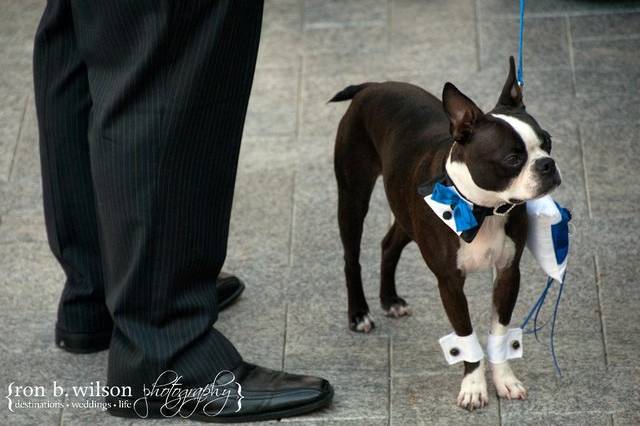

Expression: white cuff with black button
xmin=486 ymin=328 xmax=523 ymax=364
xmin=438 ymin=331 xmax=484 ymax=365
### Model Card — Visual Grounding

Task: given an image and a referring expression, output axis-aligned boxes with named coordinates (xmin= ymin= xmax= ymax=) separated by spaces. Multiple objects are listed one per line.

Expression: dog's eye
xmin=504 ymin=154 xmax=523 ymax=167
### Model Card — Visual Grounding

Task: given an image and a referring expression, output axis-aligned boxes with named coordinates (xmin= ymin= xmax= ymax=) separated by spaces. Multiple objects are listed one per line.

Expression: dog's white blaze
xmin=456 ymin=216 xmax=516 ymax=274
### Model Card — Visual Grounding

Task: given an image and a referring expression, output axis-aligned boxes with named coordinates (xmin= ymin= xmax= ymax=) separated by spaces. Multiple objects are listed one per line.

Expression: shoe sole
xmin=107 ymin=385 xmax=333 ymax=423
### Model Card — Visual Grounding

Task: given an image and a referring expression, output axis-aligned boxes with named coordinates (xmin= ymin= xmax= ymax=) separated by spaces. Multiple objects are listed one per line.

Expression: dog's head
xmin=443 ymin=57 xmax=561 ymax=207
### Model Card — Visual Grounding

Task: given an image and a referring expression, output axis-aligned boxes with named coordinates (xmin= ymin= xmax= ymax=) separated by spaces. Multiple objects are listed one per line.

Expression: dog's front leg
xmin=437 ymin=274 xmax=488 ymax=410
xmin=489 ymin=265 xmax=527 ymax=400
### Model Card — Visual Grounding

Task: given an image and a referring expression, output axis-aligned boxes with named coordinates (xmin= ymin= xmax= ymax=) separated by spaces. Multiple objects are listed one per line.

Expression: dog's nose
xmin=535 ymin=157 xmax=556 ymax=175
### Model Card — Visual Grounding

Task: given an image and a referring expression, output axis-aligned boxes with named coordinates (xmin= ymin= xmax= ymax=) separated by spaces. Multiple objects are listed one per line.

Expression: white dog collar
xmin=487 ymin=328 xmax=523 ymax=364
xmin=439 ymin=331 xmax=484 ymax=365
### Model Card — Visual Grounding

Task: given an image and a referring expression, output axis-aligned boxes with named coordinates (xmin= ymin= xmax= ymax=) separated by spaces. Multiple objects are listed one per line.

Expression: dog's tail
xmin=328 ymin=83 xmax=375 ymax=103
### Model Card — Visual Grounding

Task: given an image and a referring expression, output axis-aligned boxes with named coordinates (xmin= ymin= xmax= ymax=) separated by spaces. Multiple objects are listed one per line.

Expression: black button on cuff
xmin=511 ymin=340 xmax=520 ymax=350
xmin=442 ymin=211 xmax=452 ymax=220
xmin=450 ymin=347 xmax=460 ymax=357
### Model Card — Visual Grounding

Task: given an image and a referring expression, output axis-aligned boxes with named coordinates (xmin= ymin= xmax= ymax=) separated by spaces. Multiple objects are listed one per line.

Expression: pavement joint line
xmin=474 ymin=0 xmax=482 ymax=72
xmin=478 ymin=7 xmax=640 ymax=20
xmin=576 ymin=123 xmax=593 ymax=219
xmin=7 ymin=94 xmax=28 ymax=182
xmin=282 ymin=302 xmax=288 ymax=371
xmin=565 ymin=15 xmax=578 ymax=97
xmin=593 ymin=254 xmax=609 ymax=368
xmin=287 ymin=171 xmax=296 ymax=268
xmin=386 ymin=0 xmax=391 ymax=53
xmin=303 ymin=21 xmax=387 ymax=31
xmin=572 ymin=33 xmax=640 ymax=43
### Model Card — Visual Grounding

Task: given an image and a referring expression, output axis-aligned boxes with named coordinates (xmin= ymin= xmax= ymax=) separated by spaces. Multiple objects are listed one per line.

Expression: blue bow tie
xmin=431 ymin=182 xmax=478 ymax=232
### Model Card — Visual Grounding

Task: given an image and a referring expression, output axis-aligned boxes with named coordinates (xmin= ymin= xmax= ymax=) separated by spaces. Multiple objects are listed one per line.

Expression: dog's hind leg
xmin=335 ymin=128 xmax=380 ymax=333
xmin=380 ymin=221 xmax=411 ymax=317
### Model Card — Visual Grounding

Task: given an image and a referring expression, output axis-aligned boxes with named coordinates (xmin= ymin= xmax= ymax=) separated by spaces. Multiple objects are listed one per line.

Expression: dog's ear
xmin=496 ymin=56 xmax=524 ymax=109
xmin=442 ymin=82 xmax=483 ymax=143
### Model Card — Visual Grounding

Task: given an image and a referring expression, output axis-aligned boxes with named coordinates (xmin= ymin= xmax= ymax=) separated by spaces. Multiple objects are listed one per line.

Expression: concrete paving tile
xmin=263 ymin=0 xmax=302 ymax=34
xmin=391 ymin=373 xmax=500 ymax=425
xmin=0 ymin=243 xmax=63 ymax=353
xmin=573 ymin=38 xmax=640 ymax=96
xmin=237 ymin=136 xmax=298 ymax=173
xmin=499 ymin=367 xmax=639 ymax=417
xmin=588 ymin=215 xmax=640 ymax=369
xmin=0 ymin=177 xmax=43 ymax=215
xmin=614 ymin=412 xmax=640 ymax=426
xmin=216 ymin=294 xmax=286 ymax=371
xmin=257 ymin=0 xmax=303 ymax=68
xmin=573 ymin=37 xmax=640 ymax=70
xmin=303 ymin=0 xmax=387 ymax=29
xmin=574 ymin=68 xmax=640 ymax=98
xmin=570 ymin=11 xmax=640 ymax=40
xmin=256 ymin=28 xmax=302 ymax=69
xmin=280 ymin=368 xmax=388 ymax=422
xmin=391 ymin=0 xmax=476 ymax=24
xmin=600 ymin=282 xmax=640 ymax=369
xmin=297 ymin=137 xmax=334 ymax=167
xmin=303 ymin=24 xmax=388 ymax=57
xmin=581 ymin=122 xmax=639 ymax=218
xmin=389 ymin=22 xmax=478 ymax=75
xmin=587 ymin=216 xmax=640 ymax=260
xmin=0 ymin=347 xmax=64 ymax=426
xmin=0 ymin=33 xmax=35 ymax=93
xmin=245 ymin=65 xmax=300 ymax=138
xmin=502 ymin=412 xmax=612 ymax=426
xmin=61 ymin=406 xmax=135 ymax=426
xmin=389 ymin=0 xmax=478 ymax=73
xmin=477 ymin=0 xmax=640 ymax=18
xmin=282 ymin=419 xmax=387 ymax=426
xmin=478 ymin=17 xmax=570 ymax=70
xmin=0 ymin=212 xmax=47 ymax=243
xmin=227 ymin=168 xmax=294 ymax=264
xmin=285 ymin=333 xmax=389 ymax=373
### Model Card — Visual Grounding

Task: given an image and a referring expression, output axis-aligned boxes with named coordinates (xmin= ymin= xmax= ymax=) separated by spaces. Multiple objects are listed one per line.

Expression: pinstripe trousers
xmin=34 ymin=0 xmax=263 ymax=394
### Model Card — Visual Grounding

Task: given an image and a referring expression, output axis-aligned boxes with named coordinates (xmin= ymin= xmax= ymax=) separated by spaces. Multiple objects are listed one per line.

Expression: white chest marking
xmin=456 ymin=216 xmax=516 ymax=273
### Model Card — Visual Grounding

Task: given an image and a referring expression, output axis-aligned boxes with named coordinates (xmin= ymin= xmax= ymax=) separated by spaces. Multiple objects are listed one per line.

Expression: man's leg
xmin=33 ymin=0 xmax=112 ymax=349
xmin=68 ymin=0 xmax=260 ymax=392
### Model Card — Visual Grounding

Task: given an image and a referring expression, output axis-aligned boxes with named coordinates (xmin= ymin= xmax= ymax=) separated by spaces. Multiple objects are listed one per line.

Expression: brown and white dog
xmin=330 ymin=57 xmax=561 ymax=410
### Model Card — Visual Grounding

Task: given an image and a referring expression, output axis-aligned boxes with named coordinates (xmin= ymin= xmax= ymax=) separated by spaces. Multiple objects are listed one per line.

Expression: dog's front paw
xmin=382 ymin=296 xmax=411 ymax=318
xmin=457 ymin=364 xmax=489 ymax=410
xmin=492 ymin=362 xmax=527 ymax=400
xmin=349 ymin=313 xmax=375 ymax=333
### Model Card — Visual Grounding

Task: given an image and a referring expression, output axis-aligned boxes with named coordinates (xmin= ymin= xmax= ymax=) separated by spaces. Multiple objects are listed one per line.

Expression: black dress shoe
xmin=106 ymin=362 xmax=333 ymax=422
xmin=216 ymin=272 xmax=245 ymax=311
xmin=55 ymin=272 xmax=246 ymax=354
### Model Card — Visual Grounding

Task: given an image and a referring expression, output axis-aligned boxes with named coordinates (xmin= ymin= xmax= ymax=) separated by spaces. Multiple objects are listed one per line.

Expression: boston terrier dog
xmin=330 ymin=57 xmax=561 ymax=410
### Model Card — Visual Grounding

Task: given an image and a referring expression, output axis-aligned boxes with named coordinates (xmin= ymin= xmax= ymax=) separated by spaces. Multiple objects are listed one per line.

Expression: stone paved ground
xmin=1 ymin=0 xmax=640 ymax=425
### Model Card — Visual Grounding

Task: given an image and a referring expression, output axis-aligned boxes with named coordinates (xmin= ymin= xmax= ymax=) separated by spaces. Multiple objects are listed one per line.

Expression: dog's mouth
xmin=508 ymin=171 xmax=561 ymax=205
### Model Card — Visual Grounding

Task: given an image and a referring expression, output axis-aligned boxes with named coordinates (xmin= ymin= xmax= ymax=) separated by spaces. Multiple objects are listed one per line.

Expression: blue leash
xmin=517 ymin=0 xmax=526 ymax=86
xmin=521 ymin=272 xmax=566 ymax=376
